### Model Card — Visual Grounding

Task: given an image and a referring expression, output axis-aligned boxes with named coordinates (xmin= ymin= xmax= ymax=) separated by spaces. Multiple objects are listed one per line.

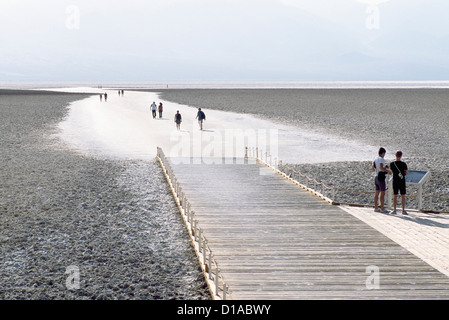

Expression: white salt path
xmin=53 ymin=87 xmax=376 ymax=164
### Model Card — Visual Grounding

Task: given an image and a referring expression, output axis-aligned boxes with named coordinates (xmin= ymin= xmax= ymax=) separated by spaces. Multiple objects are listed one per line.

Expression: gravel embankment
xmin=0 ymin=91 xmax=210 ymax=300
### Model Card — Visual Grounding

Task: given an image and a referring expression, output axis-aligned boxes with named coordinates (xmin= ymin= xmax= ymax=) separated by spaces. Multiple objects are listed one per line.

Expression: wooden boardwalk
xmin=158 ymin=152 xmax=449 ymax=300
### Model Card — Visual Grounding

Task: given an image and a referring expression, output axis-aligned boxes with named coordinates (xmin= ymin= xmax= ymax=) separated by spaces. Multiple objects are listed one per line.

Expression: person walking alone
xmin=174 ymin=110 xmax=182 ymax=130
xmin=390 ymin=150 xmax=408 ymax=215
xmin=196 ymin=108 xmax=206 ymax=130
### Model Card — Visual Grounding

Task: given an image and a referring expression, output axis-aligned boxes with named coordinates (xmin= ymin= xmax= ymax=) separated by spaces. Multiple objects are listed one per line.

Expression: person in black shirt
xmin=390 ymin=150 xmax=408 ymax=215
xmin=196 ymin=108 xmax=206 ymax=130
xmin=174 ymin=110 xmax=182 ymax=130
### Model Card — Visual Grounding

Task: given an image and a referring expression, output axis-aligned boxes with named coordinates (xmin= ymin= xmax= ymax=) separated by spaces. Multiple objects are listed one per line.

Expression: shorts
xmin=375 ymin=177 xmax=386 ymax=192
xmin=393 ymin=179 xmax=406 ymax=195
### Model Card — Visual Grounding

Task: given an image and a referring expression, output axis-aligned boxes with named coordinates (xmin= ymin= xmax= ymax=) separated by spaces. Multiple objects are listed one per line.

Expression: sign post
xmin=388 ymin=170 xmax=431 ymax=211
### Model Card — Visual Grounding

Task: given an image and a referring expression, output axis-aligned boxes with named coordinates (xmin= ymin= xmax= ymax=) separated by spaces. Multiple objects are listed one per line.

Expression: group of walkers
xmin=372 ymin=147 xmax=408 ymax=215
xmin=150 ymin=102 xmax=206 ymax=131
xmin=150 ymin=101 xmax=164 ymax=119
xmin=99 ymin=90 xmax=124 ymax=102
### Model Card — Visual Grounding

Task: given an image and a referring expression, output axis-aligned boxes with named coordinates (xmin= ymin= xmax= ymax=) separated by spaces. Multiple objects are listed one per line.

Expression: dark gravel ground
xmin=0 ymin=90 xmax=210 ymax=300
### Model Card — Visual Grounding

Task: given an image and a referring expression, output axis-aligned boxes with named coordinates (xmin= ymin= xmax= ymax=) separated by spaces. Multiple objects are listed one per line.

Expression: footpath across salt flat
xmin=53 ymin=87 xmax=377 ymax=164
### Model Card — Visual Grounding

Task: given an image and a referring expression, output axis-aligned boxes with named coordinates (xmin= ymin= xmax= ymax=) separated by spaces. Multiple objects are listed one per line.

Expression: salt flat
xmin=53 ymin=87 xmax=377 ymax=164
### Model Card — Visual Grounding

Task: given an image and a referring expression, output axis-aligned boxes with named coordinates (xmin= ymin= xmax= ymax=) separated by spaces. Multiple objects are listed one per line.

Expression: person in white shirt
xmin=372 ymin=147 xmax=392 ymax=213
xmin=150 ymin=102 xmax=157 ymax=119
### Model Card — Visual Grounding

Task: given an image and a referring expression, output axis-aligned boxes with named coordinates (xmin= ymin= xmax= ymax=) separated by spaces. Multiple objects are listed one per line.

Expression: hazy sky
xmin=1 ymin=0 xmax=449 ymax=82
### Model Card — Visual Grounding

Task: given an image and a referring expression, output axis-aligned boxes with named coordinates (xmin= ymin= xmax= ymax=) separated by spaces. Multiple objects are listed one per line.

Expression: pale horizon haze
xmin=1 ymin=0 xmax=449 ymax=83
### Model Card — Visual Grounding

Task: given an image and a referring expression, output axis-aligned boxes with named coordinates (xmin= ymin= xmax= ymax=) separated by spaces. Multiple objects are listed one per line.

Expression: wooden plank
xmin=167 ymin=157 xmax=449 ymax=300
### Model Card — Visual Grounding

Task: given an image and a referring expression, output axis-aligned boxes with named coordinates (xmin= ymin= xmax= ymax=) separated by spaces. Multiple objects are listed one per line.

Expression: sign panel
xmin=405 ymin=170 xmax=430 ymax=184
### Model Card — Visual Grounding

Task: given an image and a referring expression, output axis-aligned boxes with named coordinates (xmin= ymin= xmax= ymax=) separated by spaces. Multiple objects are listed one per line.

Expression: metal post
xmin=418 ymin=185 xmax=423 ymax=211
xmin=215 ymin=268 xmax=219 ymax=296
xmin=195 ymin=222 xmax=198 ymax=240
xmin=193 ymin=220 xmax=197 ymax=240
xmin=223 ymin=283 xmax=227 ymax=300
xmin=180 ymin=191 xmax=183 ymax=208
xmin=208 ymin=252 xmax=213 ymax=279
xmin=387 ymin=179 xmax=393 ymax=209
xmin=203 ymin=239 xmax=207 ymax=267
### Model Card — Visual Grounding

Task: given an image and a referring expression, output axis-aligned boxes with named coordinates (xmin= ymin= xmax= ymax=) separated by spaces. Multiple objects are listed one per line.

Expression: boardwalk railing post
xmin=208 ymin=252 xmax=213 ymax=279
xmin=418 ymin=184 xmax=423 ymax=211
xmin=223 ymin=283 xmax=227 ymax=300
xmin=215 ymin=268 xmax=219 ymax=296
xmin=193 ymin=219 xmax=197 ymax=239
xmin=203 ymin=239 xmax=207 ymax=269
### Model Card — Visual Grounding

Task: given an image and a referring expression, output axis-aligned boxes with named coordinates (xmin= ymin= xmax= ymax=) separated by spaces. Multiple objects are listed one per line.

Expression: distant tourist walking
xmin=158 ymin=103 xmax=163 ymax=118
xmin=196 ymin=108 xmax=206 ymax=130
xmin=104 ymin=93 xmax=108 ymax=102
xmin=150 ymin=102 xmax=157 ymax=119
xmin=372 ymin=147 xmax=391 ymax=213
xmin=174 ymin=110 xmax=182 ymax=130
xmin=100 ymin=94 xmax=103 ymax=102
xmin=390 ymin=150 xmax=408 ymax=215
